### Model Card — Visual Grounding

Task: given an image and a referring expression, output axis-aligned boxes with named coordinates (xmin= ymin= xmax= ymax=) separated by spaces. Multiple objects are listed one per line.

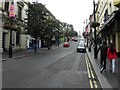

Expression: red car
xmin=63 ymin=42 xmax=70 ymax=47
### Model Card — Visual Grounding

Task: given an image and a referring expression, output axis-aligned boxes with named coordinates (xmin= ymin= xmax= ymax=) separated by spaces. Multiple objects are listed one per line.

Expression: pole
xmin=9 ymin=17 xmax=13 ymax=58
xmin=93 ymin=0 xmax=97 ymax=59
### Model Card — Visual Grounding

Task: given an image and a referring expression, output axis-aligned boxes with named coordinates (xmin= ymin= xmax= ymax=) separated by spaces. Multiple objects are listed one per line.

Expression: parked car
xmin=63 ymin=42 xmax=70 ymax=47
xmin=74 ymin=38 xmax=78 ymax=42
xmin=77 ymin=43 xmax=86 ymax=53
xmin=71 ymin=37 xmax=75 ymax=41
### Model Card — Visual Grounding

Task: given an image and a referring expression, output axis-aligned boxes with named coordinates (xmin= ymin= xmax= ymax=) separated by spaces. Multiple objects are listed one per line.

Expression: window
xmin=109 ymin=3 xmax=112 ymax=14
xmin=118 ymin=32 xmax=120 ymax=53
xmin=104 ymin=10 xmax=108 ymax=22
xmin=18 ymin=6 xmax=22 ymax=20
xmin=16 ymin=31 xmax=20 ymax=45
xmin=4 ymin=2 xmax=9 ymax=15
xmin=4 ymin=2 xmax=9 ymax=11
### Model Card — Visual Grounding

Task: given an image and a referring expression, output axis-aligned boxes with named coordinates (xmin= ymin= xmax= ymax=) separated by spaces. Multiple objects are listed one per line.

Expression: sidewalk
xmin=86 ymin=47 xmax=119 ymax=89
xmin=1 ymin=48 xmax=48 ymax=61
xmin=1 ymin=44 xmax=62 ymax=61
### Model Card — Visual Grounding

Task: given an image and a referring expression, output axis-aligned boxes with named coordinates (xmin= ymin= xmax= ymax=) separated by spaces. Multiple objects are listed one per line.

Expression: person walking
xmin=88 ymin=42 xmax=91 ymax=52
xmin=107 ymin=43 xmax=117 ymax=74
xmin=97 ymin=41 xmax=108 ymax=73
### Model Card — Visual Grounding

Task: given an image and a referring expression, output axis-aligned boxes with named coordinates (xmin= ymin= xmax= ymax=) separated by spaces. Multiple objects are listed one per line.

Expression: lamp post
xmin=93 ymin=0 xmax=97 ymax=59
xmin=9 ymin=2 xmax=14 ymax=58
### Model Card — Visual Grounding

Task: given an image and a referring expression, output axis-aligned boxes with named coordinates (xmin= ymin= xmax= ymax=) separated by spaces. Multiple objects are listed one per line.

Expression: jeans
xmin=109 ymin=59 xmax=116 ymax=73
xmin=100 ymin=57 xmax=106 ymax=69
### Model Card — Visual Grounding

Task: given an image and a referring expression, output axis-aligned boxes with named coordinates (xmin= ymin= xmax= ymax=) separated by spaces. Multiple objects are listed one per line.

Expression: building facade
xmin=0 ymin=2 xmax=3 ymax=53
xmin=2 ymin=0 xmax=29 ymax=52
xmin=96 ymin=0 xmax=120 ymax=57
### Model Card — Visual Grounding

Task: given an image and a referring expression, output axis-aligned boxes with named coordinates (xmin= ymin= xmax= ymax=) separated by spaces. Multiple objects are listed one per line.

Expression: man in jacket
xmin=97 ymin=41 xmax=108 ymax=73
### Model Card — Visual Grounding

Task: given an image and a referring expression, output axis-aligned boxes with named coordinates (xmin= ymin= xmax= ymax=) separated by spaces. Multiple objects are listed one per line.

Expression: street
xmin=2 ymin=41 xmax=101 ymax=88
xmin=1 ymin=0 xmax=120 ymax=89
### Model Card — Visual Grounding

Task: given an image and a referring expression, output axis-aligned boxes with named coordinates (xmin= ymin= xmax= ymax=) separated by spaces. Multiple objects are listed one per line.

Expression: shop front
xmin=98 ymin=10 xmax=120 ymax=57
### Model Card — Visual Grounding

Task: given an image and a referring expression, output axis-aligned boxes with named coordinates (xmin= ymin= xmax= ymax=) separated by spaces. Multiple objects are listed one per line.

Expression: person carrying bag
xmin=107 ymin=43 xmax=117 ymax=74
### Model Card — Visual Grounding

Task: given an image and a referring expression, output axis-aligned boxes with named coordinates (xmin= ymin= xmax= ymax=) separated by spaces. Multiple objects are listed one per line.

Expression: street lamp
xmin=91 ymin=0 xmax=100 ymax=59
xmin=9 ymin=2 xmax=14 ymax=58
xmin=93 ymin=0 xmax=97 ymax=59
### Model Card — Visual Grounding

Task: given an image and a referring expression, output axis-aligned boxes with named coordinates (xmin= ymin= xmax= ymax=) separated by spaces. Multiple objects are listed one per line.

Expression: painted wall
xmin=20 ymin=34 xmax=27 ymax=49
xmin=4 ymin=31 xmax=16 ymax=49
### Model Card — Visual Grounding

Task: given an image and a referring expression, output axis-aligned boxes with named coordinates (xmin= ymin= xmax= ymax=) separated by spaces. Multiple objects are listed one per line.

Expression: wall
xmin=20 ymin=34 xmax=27 ymax=49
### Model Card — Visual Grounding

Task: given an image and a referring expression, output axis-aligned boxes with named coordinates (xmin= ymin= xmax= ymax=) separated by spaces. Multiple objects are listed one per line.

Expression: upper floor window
xmin=18 ymin=6 xmax=22 ymax=20
xmin=4 ymin=2 xmax=9 ymax=16
xmin=104 ymin=9 xmax=108 ymax=22
xmin=4 ymin=2 xmax=9 ymax=11
xmin=109 ymin=3 xmax=112 ymax=14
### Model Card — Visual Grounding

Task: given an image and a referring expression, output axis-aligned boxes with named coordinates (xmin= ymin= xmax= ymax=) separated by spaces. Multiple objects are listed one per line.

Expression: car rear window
xmin=79 ymin=43 xmax=84 ymax=47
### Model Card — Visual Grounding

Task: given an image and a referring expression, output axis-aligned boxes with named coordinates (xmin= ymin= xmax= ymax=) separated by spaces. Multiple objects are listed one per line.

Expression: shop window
xmin=16 ymin=31 xmax=20 ymax=45
xmin=112 ymin=34 xmax=115 ymax=46
xmin=118 ymin=32 xmax=120 ymax=52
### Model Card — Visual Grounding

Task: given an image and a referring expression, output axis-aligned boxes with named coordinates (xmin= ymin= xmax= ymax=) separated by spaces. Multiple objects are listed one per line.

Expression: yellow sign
xmin=113 ymin=0 xmax=120 ymax=6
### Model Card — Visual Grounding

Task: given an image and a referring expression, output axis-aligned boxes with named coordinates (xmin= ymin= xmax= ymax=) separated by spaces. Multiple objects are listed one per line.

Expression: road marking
xmin=85 ymin=53 xmax=98 ymax=88
xmin=85 ymin=54 xmax=93 ymax=88
xmin=88 ymin=62 xmax=98 ymax=88
xmin=89 ymin=61 xmax=98 ymax=88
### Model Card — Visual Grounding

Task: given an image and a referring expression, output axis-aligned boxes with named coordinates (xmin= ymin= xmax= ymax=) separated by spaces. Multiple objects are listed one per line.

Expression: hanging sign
xmin=9 ymin=4 xmax=15 ymax=17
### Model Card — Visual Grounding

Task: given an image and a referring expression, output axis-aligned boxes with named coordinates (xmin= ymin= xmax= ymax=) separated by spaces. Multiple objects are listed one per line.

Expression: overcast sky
xmin=30 ymin=0 xmax=98 ymax=34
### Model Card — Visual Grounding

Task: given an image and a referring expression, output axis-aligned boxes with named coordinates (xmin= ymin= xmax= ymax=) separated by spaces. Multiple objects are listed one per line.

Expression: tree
xmin=65 ymin=30 xmax=78 ymax=37
xmin=41 ymin=19 xmax=61 ymax=49
xmin=26 ymin=3 xmax=62 ymax=51
xmin=26 ymin=3 xmax=47 ymax=52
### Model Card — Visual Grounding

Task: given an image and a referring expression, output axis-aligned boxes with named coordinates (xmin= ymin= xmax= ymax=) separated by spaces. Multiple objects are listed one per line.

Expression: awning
xmin=97 ymin=10 xmax=120 ymax=36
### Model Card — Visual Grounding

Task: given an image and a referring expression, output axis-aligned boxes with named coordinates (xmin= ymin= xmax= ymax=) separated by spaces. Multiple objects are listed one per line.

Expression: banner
xmin=9 ymin=4 xmax=15 ymax=17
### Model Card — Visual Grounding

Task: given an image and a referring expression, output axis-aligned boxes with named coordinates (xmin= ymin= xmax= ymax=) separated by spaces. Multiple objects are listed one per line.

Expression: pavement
xmin=1 ymin=48 xmax=46 ymax=61
xmin=1 ymin=45 xmax=60 ymax=61
xmin=1 ymin=45 xmax=120 ymax=89
xmin=86 ymin=47 xmax=120 ymax=89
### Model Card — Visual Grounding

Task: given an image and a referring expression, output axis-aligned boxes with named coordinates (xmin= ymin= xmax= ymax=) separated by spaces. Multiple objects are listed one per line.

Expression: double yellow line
xmin=85 ymin=53 xmax=98 ymax=88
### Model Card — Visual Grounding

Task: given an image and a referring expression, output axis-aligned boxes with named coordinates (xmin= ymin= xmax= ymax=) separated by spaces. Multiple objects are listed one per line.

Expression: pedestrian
xmin=97 ymin=41 xmax=108 ymax=73
xmin=107 ymin=43 xmax=117 ymax=74
xmin=88 ymin=42 xmax=91 ymax=52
